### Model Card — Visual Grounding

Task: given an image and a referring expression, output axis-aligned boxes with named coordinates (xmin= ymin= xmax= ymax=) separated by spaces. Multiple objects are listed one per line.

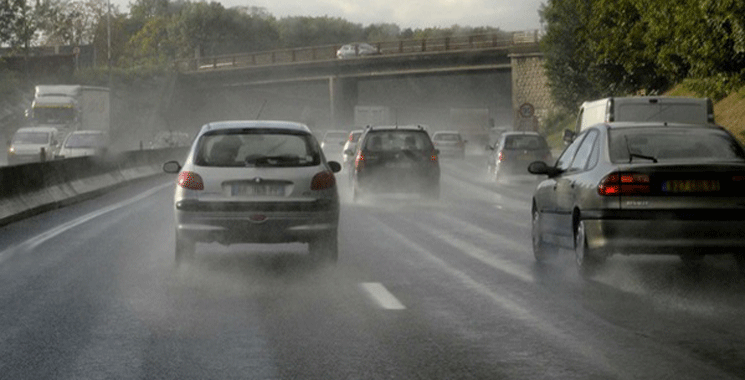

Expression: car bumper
xmin=175 ymin=199 xmax=339 ymax=245
xmin=583 ymin=210 xmax=745 ymax=255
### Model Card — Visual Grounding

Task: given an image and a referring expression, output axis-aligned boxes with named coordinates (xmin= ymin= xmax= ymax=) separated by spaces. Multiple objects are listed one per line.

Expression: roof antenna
xmin=255 ymin=99 xmax=267 ymax=119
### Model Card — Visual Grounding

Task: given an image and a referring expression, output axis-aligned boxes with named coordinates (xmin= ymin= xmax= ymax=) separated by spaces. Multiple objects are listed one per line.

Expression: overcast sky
xmin=112 ymin=0 xmax=545 ymax=31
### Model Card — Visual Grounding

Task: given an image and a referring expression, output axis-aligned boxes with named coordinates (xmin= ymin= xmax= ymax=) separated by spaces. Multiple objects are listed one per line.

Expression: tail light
xmin=430 ymin=150 xmax=438 ymax=162
xmin=598 ymin=172 xmax=650 ymax=195
xmin=355 ymin=152 xmax=365 ymax=171
xmin=178 ymin=171 xmax=204 ymax=190
xmin=311 ymin=171 xmax=336 ymax=190
xmin=498 ymin=151 xmax=504 ymax=162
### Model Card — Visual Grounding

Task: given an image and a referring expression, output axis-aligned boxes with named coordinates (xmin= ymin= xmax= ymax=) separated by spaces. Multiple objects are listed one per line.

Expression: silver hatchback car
xmin=163 ymin=121 xmax=342 ymax=264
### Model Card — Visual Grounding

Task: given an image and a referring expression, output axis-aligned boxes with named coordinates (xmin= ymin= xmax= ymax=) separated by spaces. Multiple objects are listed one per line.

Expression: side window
xmin=555 ymin=132 xmax=586 ymax=171
xmin=586 ymin=133 xmax=601 ymax=170
xmin=569 ymin=130 xmax=598 ymax=171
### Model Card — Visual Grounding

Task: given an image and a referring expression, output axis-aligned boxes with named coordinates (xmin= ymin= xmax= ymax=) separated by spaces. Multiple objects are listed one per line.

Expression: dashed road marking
xmin=360 ymin=282 xmax=406 ymax=310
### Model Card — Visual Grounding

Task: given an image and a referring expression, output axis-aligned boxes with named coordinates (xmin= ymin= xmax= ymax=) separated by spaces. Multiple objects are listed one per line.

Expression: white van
xmin=7 ymin=126 xmax=60 ymax=165
xmin=575 ymin=96 xmax=715 ymax=133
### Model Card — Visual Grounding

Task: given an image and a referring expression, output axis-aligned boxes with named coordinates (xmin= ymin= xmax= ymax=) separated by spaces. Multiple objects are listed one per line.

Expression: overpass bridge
xmin=169 ymin=31 xmax=551 ymax=134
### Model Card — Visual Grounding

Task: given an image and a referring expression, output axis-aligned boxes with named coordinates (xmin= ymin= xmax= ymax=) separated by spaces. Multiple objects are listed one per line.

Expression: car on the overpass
xmin=348 ymin=125 xmax=440 ymax=201
xmin=527 ymin=122 xmax=745 ymax=277
xmin=336 ymin=43 xmax=380 ymax=59
xmin=163 ymin=120 xmax=342 ymax=264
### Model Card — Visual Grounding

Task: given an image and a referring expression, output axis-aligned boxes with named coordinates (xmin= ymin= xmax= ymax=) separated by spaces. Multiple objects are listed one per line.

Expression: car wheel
xmin=309 ymin=230 xmax=338 ymax=263
xmin=175 ymin=232 xmax=195 ymax=265
xmin=575 ymin=221 xmax=604 ymax=278
xmin=531 ymin=207 xmax=557 ymax=262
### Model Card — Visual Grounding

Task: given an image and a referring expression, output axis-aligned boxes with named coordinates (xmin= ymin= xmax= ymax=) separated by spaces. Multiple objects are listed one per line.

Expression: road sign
xmin=518 ymin=102 xmax=535 ymax=118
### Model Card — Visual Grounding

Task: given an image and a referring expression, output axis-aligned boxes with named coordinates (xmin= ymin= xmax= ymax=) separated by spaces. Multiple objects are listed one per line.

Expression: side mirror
xmin=163 ymin=160 xmax=182 ymax=173
xmin=562 ymin=129 xmax=576 ymax=143
xmin=528 ymin=161 xmax=562 ymax=177
xmin=328 ymin=161 xmax=342 ymax=173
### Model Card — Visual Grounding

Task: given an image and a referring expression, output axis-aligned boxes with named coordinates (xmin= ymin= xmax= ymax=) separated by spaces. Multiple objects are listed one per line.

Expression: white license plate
xmin=231 ymin=184 xmax=285 ymax=196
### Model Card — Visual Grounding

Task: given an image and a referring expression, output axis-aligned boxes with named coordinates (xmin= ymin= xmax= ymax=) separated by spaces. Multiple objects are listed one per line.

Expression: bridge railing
xmin=175 ymin=30 xmax=542 ymax=72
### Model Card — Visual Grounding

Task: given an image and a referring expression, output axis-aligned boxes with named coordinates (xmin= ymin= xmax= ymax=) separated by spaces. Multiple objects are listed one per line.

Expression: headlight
xmin=8 ymin=146 xmax=15 ymax=154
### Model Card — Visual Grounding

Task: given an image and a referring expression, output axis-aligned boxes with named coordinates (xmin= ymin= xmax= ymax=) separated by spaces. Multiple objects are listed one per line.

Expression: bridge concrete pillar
xmin=329 ymin=76 xmax=358 ymax=128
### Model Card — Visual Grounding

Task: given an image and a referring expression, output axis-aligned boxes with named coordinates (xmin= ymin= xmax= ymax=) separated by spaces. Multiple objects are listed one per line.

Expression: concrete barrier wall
xmin=0 ymin=148 xmax=188 ymax=226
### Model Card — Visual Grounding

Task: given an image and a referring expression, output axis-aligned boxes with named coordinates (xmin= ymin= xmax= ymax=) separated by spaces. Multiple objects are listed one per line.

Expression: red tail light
xmin=430 ymin=150 xmax=438 ymax=162
xmin=598 ymin=172 xmax=650 ymax=195
xmin=355 ymin=152 xmax=365 ymax=171
xmin=311 ymin=171 xmax=336 ymax=190
xmin=177 ymin=171 xmax=204 ymax=190
xmin=498 ymin=151 xmax=504 ymax=162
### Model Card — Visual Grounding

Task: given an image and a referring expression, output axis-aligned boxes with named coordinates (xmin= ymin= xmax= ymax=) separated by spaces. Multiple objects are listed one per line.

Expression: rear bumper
xmin=175 ymin=200 xmax=339 ymax=245
xmin=583 ymin=210 xmax=745 ymax=255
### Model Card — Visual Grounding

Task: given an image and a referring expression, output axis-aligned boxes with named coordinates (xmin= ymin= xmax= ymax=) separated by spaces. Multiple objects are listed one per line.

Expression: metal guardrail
xmin=176 ymin=30 xmax=542 ymax=72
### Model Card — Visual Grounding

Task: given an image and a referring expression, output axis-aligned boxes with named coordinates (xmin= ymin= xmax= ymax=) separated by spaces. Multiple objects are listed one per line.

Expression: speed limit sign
xmin=518 ymin=102 xmax=535 ymax=118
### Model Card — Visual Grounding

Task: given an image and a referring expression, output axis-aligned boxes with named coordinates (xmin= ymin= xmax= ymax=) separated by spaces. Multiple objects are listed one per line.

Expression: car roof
xmin=199 ymin=120 xmax=311 ymax=135
xmin=432 ymin=131 xmax=461 ymax=135
xmin=364 ymin=125 xmax=428 ymax=132
xmin=502 ymin=131 xmax=541 ymax=136
xmin=598 ymin=121 xmax=722 ymax=130
xmin=16 ymin=126 xmax=58 ymax=133
xmin=69 ymin=130 xmax=107 ymax=135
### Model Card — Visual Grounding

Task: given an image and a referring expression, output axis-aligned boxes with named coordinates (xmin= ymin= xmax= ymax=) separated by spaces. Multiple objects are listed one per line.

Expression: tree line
xmin=0 ymin=0 xmax=502 ymax=69
xmin=540 ymin=0 xmax=745 ymax=111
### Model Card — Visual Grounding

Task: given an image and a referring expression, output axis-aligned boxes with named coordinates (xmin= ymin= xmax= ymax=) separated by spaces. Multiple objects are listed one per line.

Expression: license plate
xmin=231 ymin=183 xmax=285 ymax=196
xmin=662 ymin=179 xmax=720 ymax=193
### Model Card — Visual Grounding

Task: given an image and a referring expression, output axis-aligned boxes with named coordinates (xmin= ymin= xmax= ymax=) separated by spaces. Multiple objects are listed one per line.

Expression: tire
xmin=309 ymin=230 xmax=338 ymax=263
xmin=175 ymin=232 xmax=195 ymax=265
xmin=575 ymin=221 xmax=604 ymax=278
xmin=531 ymin=207 xmax=557 ymax=262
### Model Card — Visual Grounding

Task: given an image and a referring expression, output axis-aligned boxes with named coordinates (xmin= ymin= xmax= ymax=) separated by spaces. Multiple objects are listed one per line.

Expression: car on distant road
xmin=487 ymin=131 xmax=552 ymax=182
xmin=56 ymin=130 xmax=109 ymax=159
xmin=336 ymin=43 xmax=380 ymax=59
xmin=347 ymin=125 xmax=440 ymax=201
xmin=528 ymin=122 xmax=745 ymax=277
xmin=7 ymin=126 xmax=60 ymax=165
xmin=321 ymin=130 xmax=348 ymax=161
xmin=342 ymin=129 xmax=363 ymax=172
xmin=432 ymin=131 xmax=466 ymax=159
xmin=163 ymin=120 xmax=342 ymax=264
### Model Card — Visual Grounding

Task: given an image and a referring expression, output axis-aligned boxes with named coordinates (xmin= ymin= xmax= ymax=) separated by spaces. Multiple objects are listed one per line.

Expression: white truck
xmin=8 ymin=85 xmax=111 ymax=164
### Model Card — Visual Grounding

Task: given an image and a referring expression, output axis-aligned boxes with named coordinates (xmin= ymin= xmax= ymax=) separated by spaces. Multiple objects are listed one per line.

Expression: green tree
xmin=277 ymin=16 xmax=363 ymax=48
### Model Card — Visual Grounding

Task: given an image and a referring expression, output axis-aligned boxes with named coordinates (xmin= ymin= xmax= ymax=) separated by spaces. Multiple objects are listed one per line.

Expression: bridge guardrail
xmin=176 ymin=30 xmax=542 ymax=72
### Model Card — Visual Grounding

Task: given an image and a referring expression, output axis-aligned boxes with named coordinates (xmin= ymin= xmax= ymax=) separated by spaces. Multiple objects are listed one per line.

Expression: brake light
xmin=177 ymin=171 xmax=204 ymax=190
xmin=311 ymin=171 xmax=336 ymax=190
xmin=498 ymin=151 xmax=504 ymax=162
xmin=430 ymin=150 xmax=438 ymax=162
xmin=355 ymin=152 xmax=365 ymax=170
xmin=598 ymin=172 xmax=650 ymax=195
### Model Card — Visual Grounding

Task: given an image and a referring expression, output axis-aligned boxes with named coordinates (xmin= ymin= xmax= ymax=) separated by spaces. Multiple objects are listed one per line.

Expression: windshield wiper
xmin=625 ymin=135 xmax=658 ymax=163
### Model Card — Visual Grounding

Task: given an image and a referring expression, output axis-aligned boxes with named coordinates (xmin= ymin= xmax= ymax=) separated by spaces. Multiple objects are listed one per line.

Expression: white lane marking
xmin=0 ymin=182 xmax=172 ymax=263
xmin=360 ymin=282 xmax=406 ymax=310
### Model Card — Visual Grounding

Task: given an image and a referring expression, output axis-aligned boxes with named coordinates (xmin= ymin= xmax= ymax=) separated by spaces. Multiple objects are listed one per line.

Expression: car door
xmin=538 ymin=131 xmax=587 ymax=247
xmin=554 ymin=130 xmax=599 ymax=247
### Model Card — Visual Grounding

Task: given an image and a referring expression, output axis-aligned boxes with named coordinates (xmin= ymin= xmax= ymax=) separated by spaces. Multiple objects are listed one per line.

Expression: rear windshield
xmin=195 ymin=129 xmax=321 ymax=167
xmin=363 ymin=131 xmax=434 ymax=151
xmin=615 ymin=102 xmax=708 ymax=124
xmin=433 ymin=133 xmax=461 ymax=141
xmin=502 ymin=135 xmax=548 ymax=150
xmin=609 ymin=127 xmax=745 ymax=163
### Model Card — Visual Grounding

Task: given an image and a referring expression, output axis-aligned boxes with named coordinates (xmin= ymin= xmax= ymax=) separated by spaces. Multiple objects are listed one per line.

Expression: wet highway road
xmin=1 ymin=155 xmax=744 ymax=379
